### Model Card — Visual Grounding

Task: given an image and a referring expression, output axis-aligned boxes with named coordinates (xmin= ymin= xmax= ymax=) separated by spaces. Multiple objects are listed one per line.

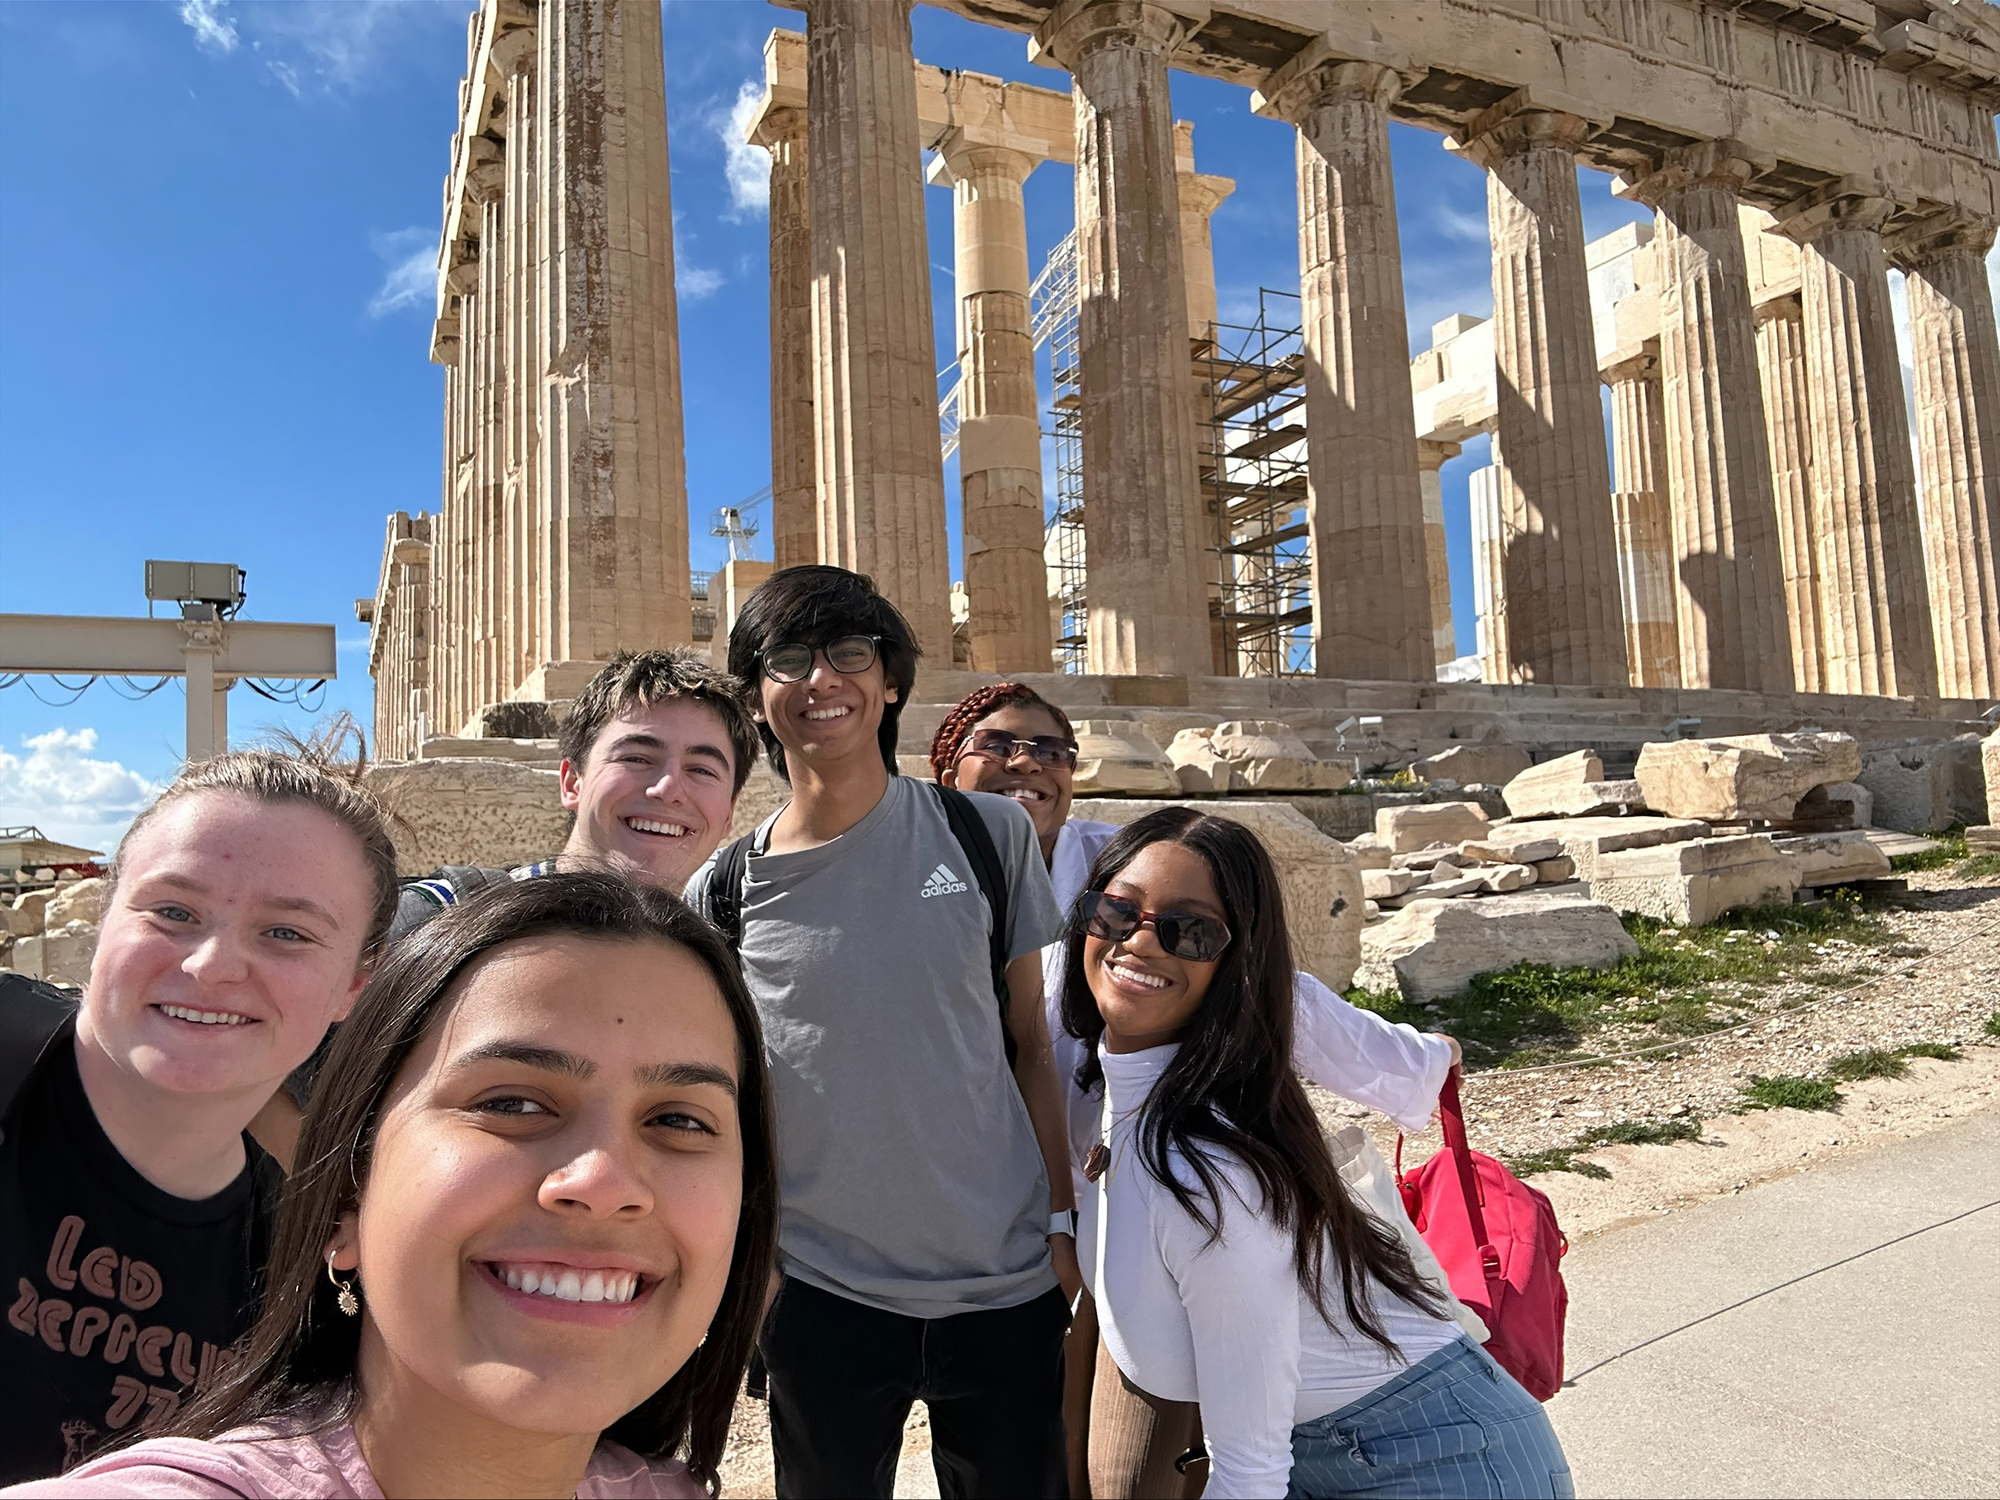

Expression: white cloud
xmin=368 ymin=227 xmax=437 ymax=318
xmin=1430 ymin=202 xmax=1490 ymax=247
xmin=178 ymin=0 xmax=238 ymax=55
xmin=679 ymin=262 xmax=726 ymax=299
xmin=719 ymin=79 xmax=770 ymax=217
xmin=0 ymin=729 xmax=164 ymax=855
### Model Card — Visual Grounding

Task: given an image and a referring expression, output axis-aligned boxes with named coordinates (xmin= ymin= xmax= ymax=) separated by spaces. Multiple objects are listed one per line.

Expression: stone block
xmin=419 ymin=736 xmax=562 ymax=764
xmin=1532 ymin=855 xmax=1577 ymax=883
xmin=10 ymin=925 xmax=97 ymax=986
xmin=1501 ymin=749 xmax=1603 ymax=818
xmin=1772 ymin=830 xmax=1892 ymax=888
xmin=11 ymin=890 xmax=52 ymax=929
xmin=1362 ymin=868 xmax=1416 ymax=901
xmin=1633 ymin=732 xmax=1862 ymax=822
xmin=1464 ymin=836 xmax=1562 ymax=865
xmin=1170 ymin=721 xmax=1351 ymax=792
xmin=1356 ymin=890 xmax=1638 ymax=1004
xmin=1966 ymin=826 xmax=2000 ymax=853
xmin=1413 ymin=743 xmax=1532 ymax=788
xmin=1069 ymin=798 xmax=1362 ymax=990
xmin=1375 ymin=801 xmax=1489 ymax=854
xmin=1345 ymin=833 xmax=1392 ymax=870
xmin=44 ymin=877 xmax=108 ymax=930
xmin=362 ymin=758 xmax=571 ymax=878
xmin=1392 ymin=848 xmax=1468 ymax=871
xmin=1482 ymin=863 xmax=1537 ymax=892
xmin=1421 ymin=874 xmax=1486 ymax=900
xmin=1473 ymin=815 xmax=1710 ymax=882
xmin=1070 ymin=721 xmax=1182 ymax=797
xmin=0 ymin=904 xmax=39 ymax=939
xmin=464 ymin=700 xmax=564 ymax=739
xmin=1821 ymin=781 xmax=1873 ymax=829
xmin=1363 ymin=899 xmax=1381 ymax=921
xmin=1857 ymin=736 xmax=1989 ymax=834
xmin=1165 ymin=729 xmax=1238 ymax=794
xmin=1590 ymin=834 xmax=1799 ymax=926
xmin=1985 ymin=728 xmax=2000 ymax=816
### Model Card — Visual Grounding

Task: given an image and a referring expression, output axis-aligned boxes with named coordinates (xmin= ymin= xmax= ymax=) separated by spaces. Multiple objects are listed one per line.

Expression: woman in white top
xmin=1057 ymin=807 xmax=1572 ymax=1499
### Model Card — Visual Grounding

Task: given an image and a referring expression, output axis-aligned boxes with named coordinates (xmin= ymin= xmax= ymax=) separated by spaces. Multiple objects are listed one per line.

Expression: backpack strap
xmin=706 ymin=834 xmax=755 ymax=951
xmin=0 ymin=972 xmax=80 ymax=1138
xmin=931 ymin=783 xmax=1017 ymax=1066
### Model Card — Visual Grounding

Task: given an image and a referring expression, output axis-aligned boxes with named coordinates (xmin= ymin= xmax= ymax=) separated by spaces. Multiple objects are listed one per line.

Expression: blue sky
xmin=8 ymin=0 xmax=1919 ymax=849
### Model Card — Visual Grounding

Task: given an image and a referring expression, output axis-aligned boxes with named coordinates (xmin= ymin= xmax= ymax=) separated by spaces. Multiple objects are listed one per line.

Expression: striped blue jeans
xmin=1287 ymin=1338 xmax=1573 ymax=1499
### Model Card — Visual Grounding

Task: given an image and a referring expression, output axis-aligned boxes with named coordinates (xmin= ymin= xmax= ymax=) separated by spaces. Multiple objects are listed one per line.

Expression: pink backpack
xmin=1396 ymin=1075 xmax=1569 ymax=1400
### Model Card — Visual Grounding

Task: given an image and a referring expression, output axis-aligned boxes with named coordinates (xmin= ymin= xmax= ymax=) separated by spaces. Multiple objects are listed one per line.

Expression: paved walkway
xmin=1546 ymin=1106 xmax=2000 ymax=1498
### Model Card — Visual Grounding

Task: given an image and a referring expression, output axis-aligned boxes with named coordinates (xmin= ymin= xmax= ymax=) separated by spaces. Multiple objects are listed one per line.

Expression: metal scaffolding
xmin=1030 ymin=230 xmax=1086 ymax=671
xmin=1198 ymin=289 xmax=1313 ymax=676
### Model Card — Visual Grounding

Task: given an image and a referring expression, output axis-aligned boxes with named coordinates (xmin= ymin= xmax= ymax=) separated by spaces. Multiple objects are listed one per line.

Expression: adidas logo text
xmin=920 ymin=863 xmax=969 ymax=899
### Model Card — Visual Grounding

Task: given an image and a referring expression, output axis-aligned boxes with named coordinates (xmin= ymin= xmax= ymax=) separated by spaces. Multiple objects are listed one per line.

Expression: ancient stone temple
xmin=366 ymin=0 xmax=2000 ymax=756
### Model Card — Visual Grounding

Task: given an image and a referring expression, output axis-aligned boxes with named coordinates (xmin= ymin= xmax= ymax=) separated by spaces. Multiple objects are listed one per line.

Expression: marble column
xmin=1456 ymin=100 xmax=1627 ymax=686
xmin=750 ymin=102 xmax=817 ymax=572
xmin=1175 ymin=142 xmax=1234 ymax=671
xmin=1417 ymin=440 xmax=1461 ymax=668
xmin=805 ymin=0 xmax=952 ymax=657
xmin=1604 ymin=351 xmax=1680 ymax=688
xmin=1755 ymin=296 xmax=1827 ymax=693
xmin=1626 ymin=143 xmax=1791 ymax=693
xmin=499 ymin=31 xmax=539 ymax=699
xmin=1256 ymin=55 xmax=1435 ymax=682
xmin=1890 ymin=213 xmax=2000 ymax=699
xmin=1175 ymin=144 xmax=1232 ymax=344
xmin=536 ymin=0 xmax=693 ymax=680
xmin=1776 ymin=188 xmax=1936 ymax=698
xmin=1034 ymin=0 xmax=1212 ymax=678
xmin=1468 ymin=463 xmax=1504 ymax=683
xmin=933 ymin=137 xmax=1054 ymax=674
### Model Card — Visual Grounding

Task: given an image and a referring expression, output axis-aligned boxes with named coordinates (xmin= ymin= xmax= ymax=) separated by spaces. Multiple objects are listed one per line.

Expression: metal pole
xmin=179 ymin=613 xmax=221 ymax=762
xmin=213 ymin=677 xmax=232 ymax=756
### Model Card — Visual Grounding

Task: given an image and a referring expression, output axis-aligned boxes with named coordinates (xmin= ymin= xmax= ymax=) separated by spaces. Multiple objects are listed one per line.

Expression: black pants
xmin=761 ymin=1275 xmax=1070 ymax=1500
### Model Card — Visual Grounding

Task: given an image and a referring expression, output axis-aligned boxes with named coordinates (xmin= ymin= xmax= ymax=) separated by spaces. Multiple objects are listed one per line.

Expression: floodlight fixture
xmin=146 ymin=561 xmax=246 ymax=618
xmin=1666 ymin=716 xmax=1703 ymax=740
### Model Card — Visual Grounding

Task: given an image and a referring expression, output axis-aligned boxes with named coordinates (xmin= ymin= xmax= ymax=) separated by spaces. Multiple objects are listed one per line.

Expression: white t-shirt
xmin=1044 ymin=819 xmax=1453 ymax=1131
xmin=1079 ymin=1042 xmax=1464 ymax=1500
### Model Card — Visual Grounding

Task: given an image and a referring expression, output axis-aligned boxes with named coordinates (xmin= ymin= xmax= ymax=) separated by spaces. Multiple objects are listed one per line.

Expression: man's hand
xmin=1049 ymin=1232 xmax=1084 ymax=1306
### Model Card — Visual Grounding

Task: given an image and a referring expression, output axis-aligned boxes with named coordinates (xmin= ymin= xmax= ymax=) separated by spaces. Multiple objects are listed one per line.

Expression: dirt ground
xmin=716 ymin=864 xmax=2000 ymax=1497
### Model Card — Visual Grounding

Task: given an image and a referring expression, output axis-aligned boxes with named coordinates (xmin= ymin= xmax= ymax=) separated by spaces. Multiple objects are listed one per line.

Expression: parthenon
xmin=365 ymin=0 xmax=2000 ymax=761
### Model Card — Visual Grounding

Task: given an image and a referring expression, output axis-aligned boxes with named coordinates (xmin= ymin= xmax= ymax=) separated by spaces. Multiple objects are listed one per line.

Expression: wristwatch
xmin=1048 ymin=1209 xmax=1079 ymax=1239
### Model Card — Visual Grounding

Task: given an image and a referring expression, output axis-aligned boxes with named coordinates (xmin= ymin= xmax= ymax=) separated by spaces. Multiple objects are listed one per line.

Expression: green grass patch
xmin=1824 ymin=1048 xmax=1909 ymax=1082
xmin=1957 ymin=853 xmax=2000 ymax=881
xmin=1985 ymin=1010 xmax=2000 ymax=1039
xmin=1896 ymin=1042 xmax=1962 ymax=1062
xmin=1890 ymin=828 xmax=1968 ymax=873
xmin=1505 ymin=1116 xmax=1702 ymax=1179
xmin=1348 ymin=899 xmax=1893 ymax=1070
xmin=1741 ymin=1074 xmax=1842 ymax=1111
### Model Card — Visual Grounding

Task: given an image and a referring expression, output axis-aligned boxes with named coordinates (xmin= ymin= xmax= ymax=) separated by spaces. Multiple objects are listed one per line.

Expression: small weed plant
xmin=1741 ymin=1075 xmax=1842 ymax=1111
xmin=1890 ymin=829 xmax=1968 ymax=874
xmin=1506 ymin=1117 xmax=1702 ymax=1179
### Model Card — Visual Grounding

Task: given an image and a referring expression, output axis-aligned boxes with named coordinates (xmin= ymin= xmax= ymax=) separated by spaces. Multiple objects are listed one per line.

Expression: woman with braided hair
xmin=931 ymin=684 xmax=1466 ymax=1498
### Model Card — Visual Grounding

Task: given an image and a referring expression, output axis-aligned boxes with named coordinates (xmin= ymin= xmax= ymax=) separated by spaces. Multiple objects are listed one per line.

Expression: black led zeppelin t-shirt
xmin=0 ymin=1027 xmax=281 ymax=1484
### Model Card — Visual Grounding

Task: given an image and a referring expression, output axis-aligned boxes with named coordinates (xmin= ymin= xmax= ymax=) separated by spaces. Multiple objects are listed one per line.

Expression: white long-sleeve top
xmin=1046 ymin=820 xmax=1453 ymax=1131
xmin=1078 ymin=1043 xmax=1465 ymax=1500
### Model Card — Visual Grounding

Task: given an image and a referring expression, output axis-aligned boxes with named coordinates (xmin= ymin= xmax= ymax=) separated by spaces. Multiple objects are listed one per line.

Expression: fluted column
xmin=1468 ymin=463 xmax=1504 ymax=684
xmin=1176 ymin=149 xmax=1233 ymax=671
xmin=805 ymin=0 xmax=951 ymax=656
xmin=1775 ymin=188 xmax=1936 ymax=698
xmin=1626 ymin=143 xmax=1791 ymax=692
xmin=933 ymin=138 xmax=1053 ymax=674
xmin=1257 ymin=54 xmax=1435 ymax=682
xmin=1755 ymin=296 xmax=1827 ymax=693
xmin=1604 ymin=351 xmax=1680 ymax=688
xmin=536 ymin=0 xmax=693 ymax=678
xmin=1034 ymin=0 xmax=1212 ymax=677
xmin=1176 ymin=150 xmax=1232 ymax=344
xmin=1417 ymin=440 xmax=1461 ymax=667
xmin=1890 ymin=213 xmax=2000 ymax=699
xmin=750 ymin=101 xmax=817 ymax=571
xmin=1456 ymin=100 xmax=1626 ymax=686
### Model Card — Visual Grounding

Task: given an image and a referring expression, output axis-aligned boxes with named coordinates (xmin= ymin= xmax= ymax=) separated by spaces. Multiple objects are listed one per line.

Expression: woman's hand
xmin=1049 ymin=1232 xmax=1084 ymax=1305
xmin=1437 ymin=1032 xmax=1463 ymax=1078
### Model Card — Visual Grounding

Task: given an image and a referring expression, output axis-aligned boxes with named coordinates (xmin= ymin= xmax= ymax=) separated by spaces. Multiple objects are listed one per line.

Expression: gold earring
xmin=326 ymin=1254 xmax=360 ymax=1317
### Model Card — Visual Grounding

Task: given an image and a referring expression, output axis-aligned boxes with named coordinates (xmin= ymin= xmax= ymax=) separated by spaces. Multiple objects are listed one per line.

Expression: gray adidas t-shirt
xmin=685 ymin=775 xmax=1065 ymax=1318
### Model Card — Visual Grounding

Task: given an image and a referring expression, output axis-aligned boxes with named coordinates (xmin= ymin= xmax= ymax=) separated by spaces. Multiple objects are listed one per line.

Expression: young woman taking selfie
xmin=6 ymin=871 xmax=777 ymax=1499
xmin=1060 ymin=808 xmax=1570 ymax=1499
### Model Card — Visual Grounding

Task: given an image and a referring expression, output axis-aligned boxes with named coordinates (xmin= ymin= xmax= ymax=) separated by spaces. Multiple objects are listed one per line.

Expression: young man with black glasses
xmin=684 ymin=566 xmax=1078 ymax=1499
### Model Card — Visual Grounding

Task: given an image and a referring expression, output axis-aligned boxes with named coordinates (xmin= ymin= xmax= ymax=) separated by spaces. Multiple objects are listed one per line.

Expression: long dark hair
xmin=167 ymin=871 xmax=779 ymax=1493
xmin=1061 ymin=808 xmax=1446 ymax=1354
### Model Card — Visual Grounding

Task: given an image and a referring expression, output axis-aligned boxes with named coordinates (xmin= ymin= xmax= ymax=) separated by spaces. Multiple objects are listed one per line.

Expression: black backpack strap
xmin=706 ymin=834 xmax=755 ymax=951
xmin=932 ymin=784 xmax=1017 ymax=1065
xmin=0 ymin=972 xmax=80 ymax=1136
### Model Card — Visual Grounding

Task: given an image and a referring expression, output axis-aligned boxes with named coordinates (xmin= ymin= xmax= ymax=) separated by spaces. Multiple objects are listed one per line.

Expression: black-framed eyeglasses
xmin=957 ymin=728 xmax=1079 ymax=771
xmin=758 ymin=634 xmax=882 ymax=684
xmin=1075 ymin=889 xmax=1232 ymax=963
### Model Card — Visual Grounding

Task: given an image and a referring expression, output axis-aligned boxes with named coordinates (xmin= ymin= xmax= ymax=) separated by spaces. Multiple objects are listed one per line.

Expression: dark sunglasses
xmin=957 ymin=728 xmax=1079 ymax=771
xmin=759 ymin=634 xmax=881 ymax=684
xmin=1076 ymin=889 xmax=1232 ymax=963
